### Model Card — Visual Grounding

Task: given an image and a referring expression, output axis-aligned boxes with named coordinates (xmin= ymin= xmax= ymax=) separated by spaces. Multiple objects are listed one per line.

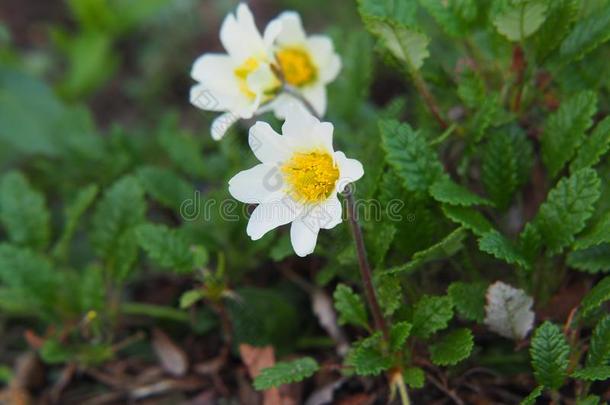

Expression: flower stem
xmin=282 ymin=85 xmax=321 ymax=119
xmin=345 ymin=190 xmax=389 ymax=341
xmin=409 ymin=69 xmax=449 ymax=130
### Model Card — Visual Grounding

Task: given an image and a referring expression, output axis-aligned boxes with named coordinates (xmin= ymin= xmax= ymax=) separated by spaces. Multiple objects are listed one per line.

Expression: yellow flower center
xmin=281 ymin=151 xmax=339 ymax=203
xmin=276 ymin=47 xmax=317 ymax=87
xmin=234 ymin=57 xmax=260 ymax=99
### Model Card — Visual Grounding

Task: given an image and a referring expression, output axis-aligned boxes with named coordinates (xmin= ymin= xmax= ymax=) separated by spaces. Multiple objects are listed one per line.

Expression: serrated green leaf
xmin=581 ymin=276 xmax=610 ymax=316
xmin=137 ymin=166 xmax=193 ymax=211
xmin=534 ymin=168 xmax=601 ymax=254
xmin=571 ymin=116 xmax=610 ymax=172
xmin=448 ymin=282 xmax=486 ymax=322
xmin=530 ymin=321 xmax=570 ymax=389
xmin=482 ymin=129 xmax=534 ymax=210
xmin=572 ymin=366 xmax=610 ymax=381
xmin=333 ymin=284 xmax=368 ymax=329
xmin=135 ymin=223 xmax=194 ymax=273
xmin=442 ymin=205 xmax=493 ymax=237
xmin=403 ymin=366 xmax=425 ymax=388
xmin=567 ymin=244 xmax=610 ymax=273
xmin=158 ymin=129 xmax=206 ymax=178
xmin=53 ymin=184 xmax=99 ymax=260
xmin=380 ymin=119 xmax=443 ymax=192
xmin=520 ymin=386 xmax=544 ymax=405
xmin=430 ymin=177 xmax=491 ymax=206
xmin=560 ymin=6 xmax=610 ymax=63
xmin=574 ymin=213 xmax=610 ymax=249
xmin=346 ymin=332 xmax=392 ymax=376
xmin=493 ymin=1 xmax=549 ymax=41
xmin=577 ymin=395 xmax=601 ymax=405
xmin=418 ymin=0 xmax=477 ymax=37
xmin=587 ymin=315 xmax=610 ymax=367
xmin=0 ymin=171 xmax=50 ymax=250
xmin=389 ymin=321 xmax=412 ymax=352
xmin=374 ymin=273 xmax=402 ymax=317
xmin=541 ymin=91 xmax=597 ymax=177
xmin=412 ymin=295 xmax=454 ymax=339
xmin=253 ymin=357 xmax=319 ymax=390
xmin=385 ymin=227 xmax=467 ymax=275
xmin=478 ymin=230 xmax=528 ymax=269
xmin=91 ymin=176 xmax=146 ymax=280
xmin=519 ymin=222 xmax=543 ymax=265
xmin=533 ymin=0 xmax=579 ymax=61
xmin=430 ymin=328 xmax=474 ymax=366
xmin=457 ymin=69 xmax=485 ymax=108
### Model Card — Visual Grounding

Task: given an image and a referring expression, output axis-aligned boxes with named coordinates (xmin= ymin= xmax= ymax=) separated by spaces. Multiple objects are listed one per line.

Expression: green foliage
xmin=430 ymin=176 xmax=491 ymax=206
xmin=345 ymin=332 xmax=392 ymax=376
xmin=135 ymin=223 xmax=194 ymax=273
xmin=530 ymin=321 xmax=570 ymax=390
xmin=442 ymin=205 xmax=493 ymax=237
xmin=253 ymin=357 xmax=319 ymax=390
xmin=478 ymin=230 xmax=528 ymax=269
xmin=533 ymin=0 xmax=578 ymax=61
xmin=580 ymin=276 xmax=610 ymax=316
xmin=541 ymin=90 xmax=597 ymax=177
xmin=493 ymin=0 xmax=549 ymax=42
xmin=532 ymin=168 xmax=601 ymax=255
xmin=571 ymin=366 xmax=610 ymax=381
xmin=0 ymin=172 xmax=50 ymax=250
xmin=430 ymin=328 xmax=474 ymax=366
xmin=418 ymin=0 xmax=477 ymax=37
xmin=389 ymin=321 xmax=412 ymax=352
xmin=560 ymin=6 xmax=610 ymax=63
xmin=520 ymin=386 xmax=544 ymax=405
xmin=411 ymin=295 xmax=454 ymax=339
xmin=403 ymin=367 xmax=425 ymax=389
xmin=574 ymin=213 xmax=610 ymax=250
xmin=586 ymin=315 xmax=610 ymax=367
xmin=567 ymin=244 xmax=610 ymax=273
xmin=380 ymin=119 xmax=443 ymax=192
xmin=333 ymin=284 xmax=369 ymax=329
xmin=137 ymin=166 xmax=193 ymax=211
xmin=571 ymin=116 xmax=610 ymax=172
xmin=448 ymin=282 xmax=486 ymax=322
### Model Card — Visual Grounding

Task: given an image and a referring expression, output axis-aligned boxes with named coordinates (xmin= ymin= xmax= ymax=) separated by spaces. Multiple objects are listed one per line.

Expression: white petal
xmin=307 ymin=36 xmax=333 ymax=65
xmin=228 ymin=163 xmax=281 ymax=203
xmin=246 ymin=64 xmax=278 ymax=95
xmin=190 ymin=53 xmax=234 ymax=84
xmin=313 ymin=121 xmax=334 ymax=154
xmin=190 ymin=83 xmax=238 ymax=113
xmin=290 ymin=217 xmax=320 ymax=257
xmin=320 ymin=53 xmax=341 ymax=83
xmin=248 ymin=122 xmax=292 ymax=164
xmin=484 ymin=281 xmax=535 ymax=340
xmin=281 ymin=102 xmax=320 ymax=139
xmin=263 ymin=18 xmax=283 ymax=49
xmin=274 ymin=12 xmax=307 ymax=45
xmin=301 ymin=85 xmax=327 ymax=118
xmin=247 ymin=198 xmax=302 ymax=240
xmin=317 ymin=194 xmax=343 ymax=230
xmin=220 ymin=3 xmax=266 ymax=61
xmin=334 ymin=151 xmax=364 ymax=192
xmin=211 ymin=112 xmax=240 ymax=140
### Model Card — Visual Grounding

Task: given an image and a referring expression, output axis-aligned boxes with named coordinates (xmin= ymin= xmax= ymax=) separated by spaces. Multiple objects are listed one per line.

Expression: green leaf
xmin=158 ymin=129 xmax=206 ymax=178
xmin=418 ymin=0 xmax=477 ymax=37
xmin=91 ymin=176 xmax=146 ymax=280
xmin=345 ymin=333 xmax=392 ymax=376
xmin=571 ymin=116 xmax=610 ymax=172
xmin=530 ymin=321 xmax=570 ymax=390
xmin=560 ymin=6 xmax=610 ymax=63
xmin=137 ymin=166 xmax=193 ymax=211
xmin=533 ymin=0 xmax=579 ymax=61
xmin=574 ymin=213 xmax=610 ymax=249
xmin=389 ymin=321 xmax=412 ymax=352
xmin=567 ymin=244 xmax=610 ymax=273
xmin=577 ymin=396 xmax=601 ymax=405
xmin=571 ymin=366 xmax=610 ymax=381
xmin=442 ymin=205 xmax=493 ymax=237
xmin=448 ymin=282 xmax=486 ymax=322
xmin=430 ymin=328 xmax=474 ymax=366
xmin=385 ymin=227 xmax=467 ymax=275
xmin=457 ymin=69 xmax=486 ymax=108
xmin=333 ymin=284 xmax=369 ymax=329
xmin=179 ymin=289 xmax=205 ymax=309
xmin=253 ymin=357 xmax=319 ymax=390
xmin=53 ymin=184 xmax=99 ymax=260
xmin=478 ymin=230 xmax=528 ymax=269
xmin=380 ymin=119 xmax=443 ymax=192
xmin=374 ymin=273 xmax=402 ymax=317
xmin=0 ymin=171 xmax=50 ymax=250
xmin=520 ymin=386 xmax=544 ymax=405
xmin=541 ymin=90 xmax=597 ymax=177
xmin=135 ymin=223 xmax=194 ymax=273
xmin=581 ymin=276 xmax=610 ymax=316
xmin=403 ymin=366 xmax=425 ymax=388
xmin=586 ymin=315 xmax=610 ymax=367
xmin=412 ymin=295 xmax=454 ymax=339
xmin=482 ymin=129 xmax=534 ymax=210
xmin=533 ymin=168 xmax=601 ymax=255
xmin=430 ymin=177 xmax=491 ymax=206
xmin=493 ymin=0 xmax=549 ymax=41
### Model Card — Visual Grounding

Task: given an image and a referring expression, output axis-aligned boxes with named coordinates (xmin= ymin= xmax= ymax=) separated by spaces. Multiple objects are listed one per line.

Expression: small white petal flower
xmin=228 ymin=105 xmax=363 ymax=257
xmin=267 ymin=12 xmax=342 ymax=118
xmin=189 ymin=3 xmax=282 ymax=140
xmin=484 ymin=281 xmax=535 ymax=340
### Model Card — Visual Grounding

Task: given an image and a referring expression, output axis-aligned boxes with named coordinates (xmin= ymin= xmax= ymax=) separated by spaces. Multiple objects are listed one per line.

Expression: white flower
xmin=189 ymin=3 xmax=282 ymax=140
xmin=268 ymin=12 xmax=341 ymax=118
xmin=228 ymin=105 xmax=363 ymax=257
xmin=484 ymin=281 xmax=535 ymax=340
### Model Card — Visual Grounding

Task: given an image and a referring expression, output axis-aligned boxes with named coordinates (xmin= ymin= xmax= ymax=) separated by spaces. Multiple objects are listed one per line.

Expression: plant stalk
xmin=345 ymin=190 xmax=389 ymax=341
xmin=409 ymin=69 xmax=449 ymax=130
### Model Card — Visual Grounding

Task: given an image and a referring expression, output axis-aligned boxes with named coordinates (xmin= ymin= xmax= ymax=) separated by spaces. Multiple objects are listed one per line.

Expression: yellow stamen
xmin=282 ymin=150 xmax=339 ymax=203
xmin=86 ymin=310 xmax=97 ymax=322
xmin=276 ymin=47 xmax=317 ymax=87
xmin=234 ymin=57 xmax=260 ymax=99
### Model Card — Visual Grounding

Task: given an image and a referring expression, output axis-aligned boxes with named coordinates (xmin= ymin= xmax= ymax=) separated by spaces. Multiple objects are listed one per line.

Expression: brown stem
xmin=410 ymin=70 xmax=449 ymax=130
xmin=282 ymin=84 xmax=321 ymax=120
xmin=511 ymin=45 xmax=526 ymax=112
xmin=345 ymin=190 xmax=389 ymax=341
